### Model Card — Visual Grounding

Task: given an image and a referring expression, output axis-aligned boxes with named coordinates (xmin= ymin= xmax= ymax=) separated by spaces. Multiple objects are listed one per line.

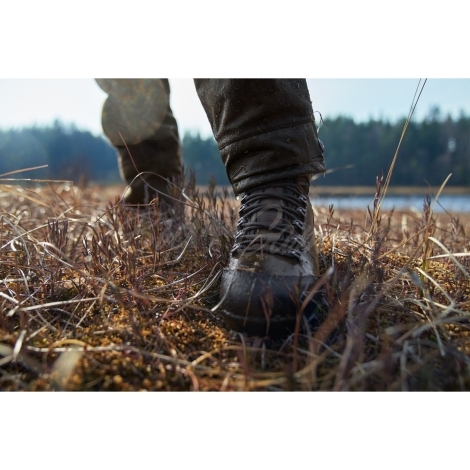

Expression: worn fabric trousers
xmin=99 ymin=79 xmax=326 ymax=196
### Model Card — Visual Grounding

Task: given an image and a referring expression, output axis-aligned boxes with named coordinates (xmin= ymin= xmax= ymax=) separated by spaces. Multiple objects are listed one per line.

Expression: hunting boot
xmin=194 ymin=79 xmax=327 ymax=336
xmin=97 ymin=78 xmax=183 ymax=206
xmin=219 ymin=175 xmax=326 ymax=336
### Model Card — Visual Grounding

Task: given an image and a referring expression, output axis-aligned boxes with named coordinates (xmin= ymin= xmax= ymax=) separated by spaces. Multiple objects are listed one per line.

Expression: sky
xmin=1 ymin=78 xmax=469 ymax=139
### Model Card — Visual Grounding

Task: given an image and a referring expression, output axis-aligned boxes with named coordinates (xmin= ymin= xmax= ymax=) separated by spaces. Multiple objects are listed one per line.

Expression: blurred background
xmin=1 ymin=78 xmax=469 ymax=211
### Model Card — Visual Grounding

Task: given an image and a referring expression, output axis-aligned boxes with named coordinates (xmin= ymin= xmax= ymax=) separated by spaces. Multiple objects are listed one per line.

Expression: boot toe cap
xmin=217 ymin=266 xmax=325 ymax=337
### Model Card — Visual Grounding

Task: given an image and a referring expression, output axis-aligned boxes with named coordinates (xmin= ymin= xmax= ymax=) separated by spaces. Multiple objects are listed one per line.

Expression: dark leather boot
xmin=217 ymin=175 xmax=325 ymax=336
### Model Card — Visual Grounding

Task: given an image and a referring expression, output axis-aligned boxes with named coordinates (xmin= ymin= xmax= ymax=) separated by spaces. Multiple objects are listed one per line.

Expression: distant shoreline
xmin=9 ymin=182 xmax=468 ymax=199
xmin=309 ymin=186 xmax=470 ymax=195
xmin=193 ymin=185 xmax=470 ymax=196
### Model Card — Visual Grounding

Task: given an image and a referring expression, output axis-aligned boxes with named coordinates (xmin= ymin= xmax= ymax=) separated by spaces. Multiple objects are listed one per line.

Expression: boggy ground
xmin=0 ymin=178 xmax=469 ymax=391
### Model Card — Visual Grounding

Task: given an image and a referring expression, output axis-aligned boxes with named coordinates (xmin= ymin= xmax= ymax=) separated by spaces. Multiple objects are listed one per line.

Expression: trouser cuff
xmin=221 ymin=120 xmax=326 ymax=194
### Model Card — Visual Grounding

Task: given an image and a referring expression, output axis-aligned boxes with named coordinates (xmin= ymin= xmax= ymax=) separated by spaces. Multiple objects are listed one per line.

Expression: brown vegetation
xmin=0 ymin=178 xmax=469 ymax=391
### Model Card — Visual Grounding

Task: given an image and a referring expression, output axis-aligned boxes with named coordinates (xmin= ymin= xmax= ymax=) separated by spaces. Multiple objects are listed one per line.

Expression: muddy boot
xmin=97 ymin=78 xmax=183 ymax=206
xmin=217 ymin=175 xmax=326 ymax=336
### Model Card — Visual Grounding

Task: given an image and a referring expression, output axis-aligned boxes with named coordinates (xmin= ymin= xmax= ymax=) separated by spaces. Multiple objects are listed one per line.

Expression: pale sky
xmin=1 ymin=79 xmax=469 ymax=139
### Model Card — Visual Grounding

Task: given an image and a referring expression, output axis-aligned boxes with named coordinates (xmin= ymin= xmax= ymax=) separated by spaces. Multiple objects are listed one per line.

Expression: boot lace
xmin=231 ymin=182 xmax=309 ymax=261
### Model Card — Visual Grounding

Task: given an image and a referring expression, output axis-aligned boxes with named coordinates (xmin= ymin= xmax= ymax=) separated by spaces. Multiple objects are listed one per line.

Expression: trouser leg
xmin=194 ymin=79 xmax=325 ymax=195
xmin=194 ymin=79 xmax=326 ymax=336
xmin=98 ymin=78 xmax=183 ymax=204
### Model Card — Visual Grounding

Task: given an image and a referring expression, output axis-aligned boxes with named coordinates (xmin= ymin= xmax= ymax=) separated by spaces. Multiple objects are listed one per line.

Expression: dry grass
xmin=0 ymin=176 xmax=469 ymax=391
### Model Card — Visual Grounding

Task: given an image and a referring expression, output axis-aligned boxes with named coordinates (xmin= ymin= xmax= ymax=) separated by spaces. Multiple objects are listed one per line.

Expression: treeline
xmin=0 ymin=121 xmax=228 ymax=185
xmin=0 ymin=121 xmax=120 ymax=183
xmin=181 ymin=132 xmax=229 ymax=185
xmin=316 ymin=109 xmax=470 ymax=186
xmin=1 ymin=110 xmax=469 ymax=187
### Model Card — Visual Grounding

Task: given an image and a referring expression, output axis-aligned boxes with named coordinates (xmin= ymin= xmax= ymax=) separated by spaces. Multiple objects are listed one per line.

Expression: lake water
xmin=311 ymin=195 xmax=470 ymax=213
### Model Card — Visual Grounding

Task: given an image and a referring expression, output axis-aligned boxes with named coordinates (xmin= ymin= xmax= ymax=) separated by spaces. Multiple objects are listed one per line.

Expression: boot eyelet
xmin=289 ymin=249 xmax=301 ymax=261
xmin=292 ymin=235 xmax=302 ymax=245
xmin=296 ymin=206 xmax=306 ymax=217
xmin=237 ymin=217 xmax=247 ymax=228
xmin=235 ymin=230 xmax=245 ymax=239
xmin=231 ymin=243 xmax=244 ymax=254
xmin=292 ymin=220 xmax=304 ymax=233
xmin=298 ymin=194 xmax=308 ymax=205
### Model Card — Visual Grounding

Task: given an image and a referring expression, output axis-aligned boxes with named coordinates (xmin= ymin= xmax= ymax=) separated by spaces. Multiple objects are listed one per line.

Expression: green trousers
xmin=98 ymin=79 xmax=326 ymax=200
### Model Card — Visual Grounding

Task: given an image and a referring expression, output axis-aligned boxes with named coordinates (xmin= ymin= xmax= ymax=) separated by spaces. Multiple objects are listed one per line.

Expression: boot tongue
xmin=248 ymin=187 xmax=282 ymax=227
xmin=250 ymin=177 xmax=309 ymax=229
xmin=232 ymin=177 xmax=311 ymax=257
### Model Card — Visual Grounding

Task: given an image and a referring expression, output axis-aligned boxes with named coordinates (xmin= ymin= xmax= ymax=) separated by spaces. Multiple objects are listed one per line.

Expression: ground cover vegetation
xmin=0 ymin=169 xmax=469 ymax=391
xmin=1 ymin=106 xmax=470 ymax=187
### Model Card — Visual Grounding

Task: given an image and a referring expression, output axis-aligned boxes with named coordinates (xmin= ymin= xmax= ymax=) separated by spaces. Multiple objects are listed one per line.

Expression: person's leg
xmin=194 ymin=79 xmax=325 ymax=194
xmin=97 ymin=78 xmax=183 ymax=205
xmin=194 ymin=79 xmax=326 ymax=336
